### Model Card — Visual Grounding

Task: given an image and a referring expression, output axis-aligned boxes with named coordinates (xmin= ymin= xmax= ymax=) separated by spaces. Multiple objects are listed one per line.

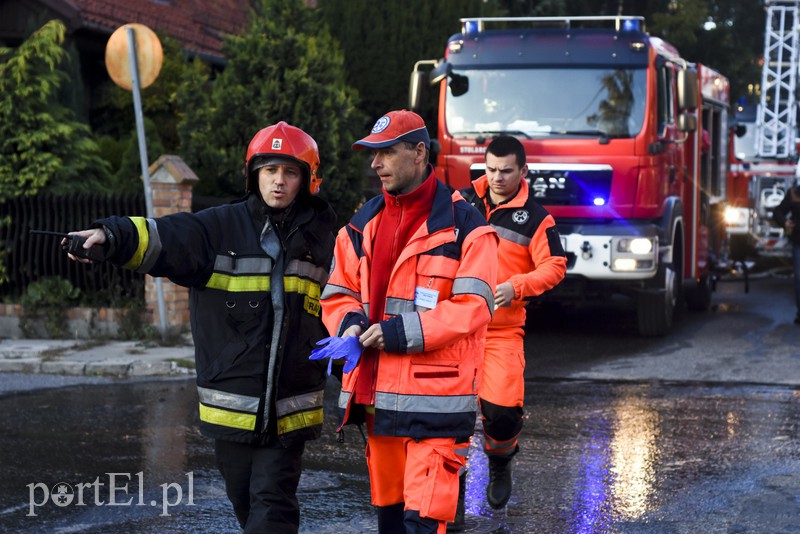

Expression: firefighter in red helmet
xmin=65 ymin=122 xmax=337 ymax=533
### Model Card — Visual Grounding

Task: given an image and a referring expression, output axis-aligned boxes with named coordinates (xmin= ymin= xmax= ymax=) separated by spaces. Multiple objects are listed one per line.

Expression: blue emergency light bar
xmin=622 ymin=18 xmax=642 ymax=32
xmin=460 ymin=16 xmax=645 ymax=35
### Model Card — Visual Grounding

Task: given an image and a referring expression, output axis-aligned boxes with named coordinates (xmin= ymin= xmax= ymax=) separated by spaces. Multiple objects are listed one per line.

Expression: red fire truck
xmin=409 ymin=16 xmax=730 ymax=336
xmin=724 ymin=2 xmax=799 ymax=263
xmin=726 ymin=103 xmax=795 ymax=261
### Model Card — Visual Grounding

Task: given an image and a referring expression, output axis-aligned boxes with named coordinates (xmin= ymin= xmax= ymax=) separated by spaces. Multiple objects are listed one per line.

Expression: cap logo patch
xmin=371 ymin=116 xmax=391 ymax=134
xmin=272 ymin=138 xmax=283 ymax=150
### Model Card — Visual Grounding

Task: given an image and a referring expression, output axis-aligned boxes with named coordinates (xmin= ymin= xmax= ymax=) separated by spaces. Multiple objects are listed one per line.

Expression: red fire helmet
xmin=245 ymin=122 xmax=322 ymax=195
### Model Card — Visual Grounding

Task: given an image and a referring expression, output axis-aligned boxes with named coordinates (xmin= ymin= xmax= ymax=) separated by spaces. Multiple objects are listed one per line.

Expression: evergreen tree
xmin=319 ymin=0 xmax=503 ymax=127
xmin=179 ymin=0 xmax=365 ymax=224
xmin=0 ymin=19 xmax=109 ymax=201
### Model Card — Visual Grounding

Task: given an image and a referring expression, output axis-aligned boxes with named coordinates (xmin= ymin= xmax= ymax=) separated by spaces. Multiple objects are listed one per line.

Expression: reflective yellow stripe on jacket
xmin=197 ymin=387 xmax=324 ymax=435
xmin=205 ymin=256 xmax=326 ymax=300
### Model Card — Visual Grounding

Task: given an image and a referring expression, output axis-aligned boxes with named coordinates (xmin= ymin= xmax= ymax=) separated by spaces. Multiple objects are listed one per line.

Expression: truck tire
xmin=636 ymin=267 xmax=676 ymax=336
xmin=684 ymin=274 xmax=712 ymax=311
xmin=637 ymin=231 xmax=682 ymax=337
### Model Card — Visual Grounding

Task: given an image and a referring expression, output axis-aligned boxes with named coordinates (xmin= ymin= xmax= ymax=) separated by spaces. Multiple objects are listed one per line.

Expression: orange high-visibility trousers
xmin=478 ymin=326 xmax=525 ymax=456
xmin=365 ymin=412 xmax=465 ymax=532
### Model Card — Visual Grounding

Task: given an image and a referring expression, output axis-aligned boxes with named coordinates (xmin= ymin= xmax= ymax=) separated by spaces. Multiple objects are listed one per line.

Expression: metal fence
xmin=1 ymin=192 xmax=147 ymax=301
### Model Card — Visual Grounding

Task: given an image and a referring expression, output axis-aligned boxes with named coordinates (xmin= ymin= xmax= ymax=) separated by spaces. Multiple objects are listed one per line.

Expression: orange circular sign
xmin=105 ymin=23 xmax=163 ymax=91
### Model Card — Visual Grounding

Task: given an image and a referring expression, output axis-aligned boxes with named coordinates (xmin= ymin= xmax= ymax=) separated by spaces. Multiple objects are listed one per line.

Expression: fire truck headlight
xmin=629 ymin=238 xmax=653 ymax=255
xmin=611 ymin=236 xmax=657 ymax=272
xmin=613 ymin=258 xmax=638 ymax=271
xmin=616 ymin=237 xmax=654 ymax=254
xmin=724 ymin=206 xmax=745 ymax=225
xmin=593 ymin=197 xmax=606 ymax=206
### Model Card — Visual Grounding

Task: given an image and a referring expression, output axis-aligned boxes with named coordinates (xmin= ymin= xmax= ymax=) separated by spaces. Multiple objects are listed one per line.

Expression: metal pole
xmin=127 ymin=27 xmax=167 ymax=339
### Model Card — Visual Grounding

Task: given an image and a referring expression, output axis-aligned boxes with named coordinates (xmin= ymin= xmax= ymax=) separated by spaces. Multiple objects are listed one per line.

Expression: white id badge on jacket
xmin=414 ymin=287 xmax=439 ymax=309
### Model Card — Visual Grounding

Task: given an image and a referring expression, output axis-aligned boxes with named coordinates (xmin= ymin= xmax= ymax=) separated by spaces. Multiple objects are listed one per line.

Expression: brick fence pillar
xmin=144 ymin=155 xmax=199 ymax=329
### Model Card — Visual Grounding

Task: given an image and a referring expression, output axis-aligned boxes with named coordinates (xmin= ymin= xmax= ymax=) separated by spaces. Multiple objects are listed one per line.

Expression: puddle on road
xmin=0 ymin=378 xmax=798 ymax=533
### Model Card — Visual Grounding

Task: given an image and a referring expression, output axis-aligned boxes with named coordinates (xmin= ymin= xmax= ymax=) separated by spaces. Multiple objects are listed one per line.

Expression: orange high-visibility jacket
xmin=462 ymin=175 xmax=567 ymax=330
xmin=321 ymin=177 xmax=498 ymax=440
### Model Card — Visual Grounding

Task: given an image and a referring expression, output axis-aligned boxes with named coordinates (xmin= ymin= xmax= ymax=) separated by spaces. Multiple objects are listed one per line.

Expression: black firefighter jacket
xmin=97 ymin=193 xmax=336 ymax=446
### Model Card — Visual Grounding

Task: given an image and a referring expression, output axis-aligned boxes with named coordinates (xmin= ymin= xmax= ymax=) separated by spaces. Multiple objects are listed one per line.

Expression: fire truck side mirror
xmin=678 ymin=112 xmax=697 ymax=133
xmin=409 ymin=70 xmax=426 ymax=112
xmin=430 ymin=61 xmax=451 ymax=85
xmin=677 ymin=69 xmax=698 ymax=110
xmin=409 ymin=59 xmax=441 ymax=112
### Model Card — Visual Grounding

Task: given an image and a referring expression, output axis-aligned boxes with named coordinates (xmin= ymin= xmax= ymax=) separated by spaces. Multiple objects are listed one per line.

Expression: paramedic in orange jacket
xmin=320 ymin=110 xmax=498 ymax=534
xmin=460 ymin=135 xmax=567 ymax=511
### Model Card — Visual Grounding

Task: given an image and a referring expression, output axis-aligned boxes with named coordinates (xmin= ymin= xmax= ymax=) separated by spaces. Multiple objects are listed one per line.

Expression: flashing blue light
xmin=464 ymin=20 xmax=480 ymax=35
xmin=593 ymin=197 xmax=606 ymax=206
xmin=622 ymin=19 xmax=641 ymax=32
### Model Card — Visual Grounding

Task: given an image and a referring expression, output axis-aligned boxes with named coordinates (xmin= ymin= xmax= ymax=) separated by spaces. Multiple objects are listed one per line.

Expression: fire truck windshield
xmin=444 ymin=67 xmax=647 ymax=140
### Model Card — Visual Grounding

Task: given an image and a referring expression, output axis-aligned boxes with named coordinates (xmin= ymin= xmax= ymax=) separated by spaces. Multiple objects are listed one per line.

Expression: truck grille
xmin=469 ymin=163 xmax=613 ymax=206
xmin=526 ymin=164 xmax=613 ymax=206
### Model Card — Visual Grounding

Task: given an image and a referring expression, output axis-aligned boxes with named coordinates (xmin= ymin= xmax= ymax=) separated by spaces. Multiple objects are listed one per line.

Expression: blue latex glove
xmin=309 ymin=336 xmax=363 ymax=375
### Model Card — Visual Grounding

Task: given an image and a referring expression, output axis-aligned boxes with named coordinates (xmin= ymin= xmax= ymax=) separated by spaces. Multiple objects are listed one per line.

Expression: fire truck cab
xmin=410 ymin=16 xmax=730 ymax=336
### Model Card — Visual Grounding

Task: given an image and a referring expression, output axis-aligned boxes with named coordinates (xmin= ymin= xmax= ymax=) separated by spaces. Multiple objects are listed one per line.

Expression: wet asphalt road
xmin=0 ymin=262 xmax=798 ymax=533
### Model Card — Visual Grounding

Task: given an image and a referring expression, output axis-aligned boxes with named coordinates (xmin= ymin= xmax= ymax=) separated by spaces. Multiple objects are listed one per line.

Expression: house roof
xmin=57 ymin=0 xmax=251 ymax=60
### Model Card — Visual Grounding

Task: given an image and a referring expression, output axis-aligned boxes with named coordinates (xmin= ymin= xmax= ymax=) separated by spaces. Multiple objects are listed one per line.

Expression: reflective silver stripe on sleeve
xmin=213 ymin=255 xmax=272 ymax=274
xmin=197 ymin=386 xmax=260 ymax=413
xmin=452 ymin=277 xmax=495 ymax=311
xmin=492 ymin=225 xmax=532 ymax=247
xmin=275 ymin=389 xmax=324 ymax=417
xmin=338 ymin=389 xmax=351 ymax=410
xmin=385 ymin=297 xmax=416 ymax=316
xmin=321 ymin=283 xmax=362 ymax=301
xmin=137 ymin=218 xmax=163 ymax=273
xmin=375 ymin=391 xmax=476 ymax=414
xmin=398 ymin=312 xmax=424 ymax=353
xmin=285 ymin=259 xmax=328 ymax=286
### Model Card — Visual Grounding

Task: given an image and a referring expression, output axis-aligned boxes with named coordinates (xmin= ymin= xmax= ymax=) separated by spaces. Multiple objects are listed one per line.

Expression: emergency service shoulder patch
xmin=271 ymin=138 xmax=283 ymax=150
xmin=512 ymin=210 xmax=529 ymax=225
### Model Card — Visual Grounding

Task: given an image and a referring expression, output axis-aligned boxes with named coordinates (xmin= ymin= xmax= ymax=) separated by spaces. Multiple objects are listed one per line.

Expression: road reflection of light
xmin=465 ymin=434 xmax=489 ymax=516
xmin=609 ymin=396 xmax=659 ymax=518
xmin=569 ymin=417 xmax=613 ymax=534
xmin=726 ymin=411 xmax=740 ymax=439
xmin=569 ymin=389 xmax=659 ymax=533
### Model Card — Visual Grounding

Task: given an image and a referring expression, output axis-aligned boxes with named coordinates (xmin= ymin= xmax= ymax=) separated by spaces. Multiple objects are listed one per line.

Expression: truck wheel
xmin=637 ymin=231 xmax=682 ymax=337
xmin=637 ymin=265 xmax=676 ymax=336
xmin=684 ymin=275 xmax=712 ymax=311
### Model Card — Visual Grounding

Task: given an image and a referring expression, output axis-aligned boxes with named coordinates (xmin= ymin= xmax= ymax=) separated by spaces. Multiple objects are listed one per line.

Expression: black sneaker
xmin=446 ymin=471 xmax=466 ymax=531
xmin=486 ymin=456 xmax=512 ymax=509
